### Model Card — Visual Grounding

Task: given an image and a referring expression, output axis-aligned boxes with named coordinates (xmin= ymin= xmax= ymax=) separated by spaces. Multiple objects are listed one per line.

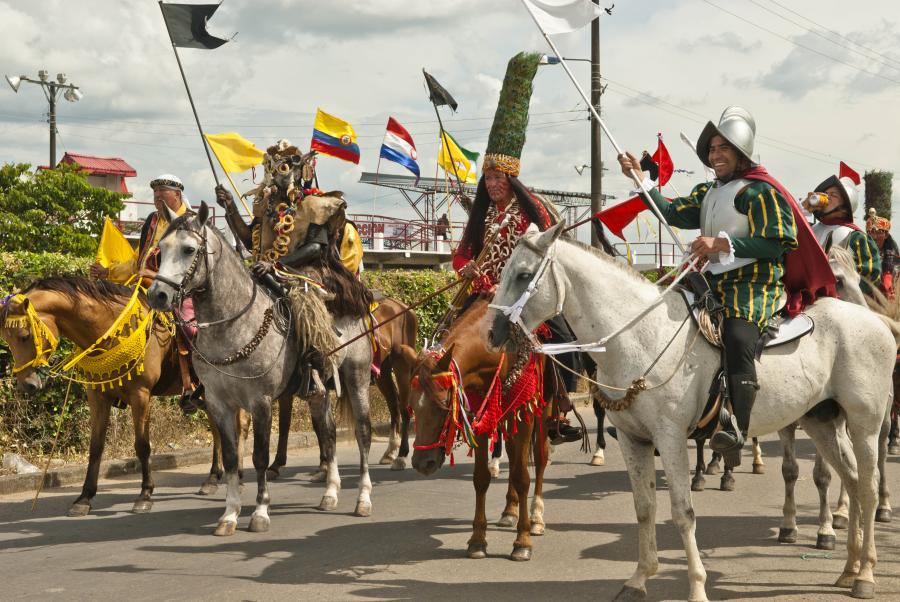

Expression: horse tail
xmin=335 ymin=387 xmax=355 ymax=431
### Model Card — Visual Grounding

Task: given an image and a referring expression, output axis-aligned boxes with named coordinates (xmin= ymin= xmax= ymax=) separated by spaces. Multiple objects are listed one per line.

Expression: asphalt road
xmin=2 ymin=413 xmax=898 ymax=601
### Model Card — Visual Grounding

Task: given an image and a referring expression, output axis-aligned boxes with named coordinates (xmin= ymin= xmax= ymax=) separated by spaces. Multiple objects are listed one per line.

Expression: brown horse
xmin=409 ymin=296 xmax=551 ymax=562
xmin=265 ymin=295 xmax=418 ymax=479
xmin=0 ymin=277 xmax=249 ymax=515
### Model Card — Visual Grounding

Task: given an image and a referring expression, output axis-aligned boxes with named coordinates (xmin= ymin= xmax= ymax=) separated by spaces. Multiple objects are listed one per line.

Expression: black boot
xmin=549 ymin=419 xmax=582 ymax=444
xmin=710 ymin=373 xmax=758 ymax=457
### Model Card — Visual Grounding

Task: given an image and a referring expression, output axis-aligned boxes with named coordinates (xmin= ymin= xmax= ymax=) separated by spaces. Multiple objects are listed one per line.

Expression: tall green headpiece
xmin=483 ymin=51 xmax=542 ymax=177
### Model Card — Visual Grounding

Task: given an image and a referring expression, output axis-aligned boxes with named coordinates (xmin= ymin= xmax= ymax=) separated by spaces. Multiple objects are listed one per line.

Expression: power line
xmin=701 ymin=0 xmax=900 ymax=87
xmin=748 ymin=0 xmax=900 ymax=74
xmin=766 ymin=0 xmax=900 ymax=70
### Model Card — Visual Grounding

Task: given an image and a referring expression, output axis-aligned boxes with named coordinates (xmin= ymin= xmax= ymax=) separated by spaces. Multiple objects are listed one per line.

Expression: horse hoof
xmin=590 ymin=451 xmax=605 ymax=466
xmin=249 ymin=514 xmax=270 ymax=533
xmin=509 ymin=546 xmax=532 ymax=561
xmin=720 ymin=475 xmax=735 ymax=492
xmin=467 ymin=543 xmax=487 ymax=559
xmin=835 ymin=571 xmax=857 ymax=588
xmin=888 ymin=444 xmax=900 ymax=456
xmin=816 ymin=534 xmax=836 ymax=550
xmin=379 ymin=454 xmax=396 ymax=465
xmin=309 ymin=471 xmax=327 ymax=483
xmin=496 ymin=513 xmax=517 ymax=528
xmin=704 ymin=463 xmax=720 ymax=476
xmin=489 ymin=462 xmax=501 ymax=478
xmin=265 ymin=468 xmax=280 ymax=481
xmin=318 ymin=496 xmax=338 ymax=511
xmin=354 ymin=500 xmax=372 ymax=517
xmin=390 ymin=457 xmax=407 ymax=471
xmin=832 ymin=514 xmax=849 ymax=530
xmin=197 ymin=482 xmax=218 ymax=496
xmin=67 ymin=503 xmax=91 ymax=517
xmin=214 ymin=521 xmax=237 ymax=536
xmin=530 ymin=522 xmax=545 ymax=536
xmin=875 ymin=508 xmax=892 ymax=523
xmin=131 ymin=499 xmax=153 ymax=514
xmin=691 ymin=477 xmax=705 ymax=492
xmin=777 ymin=527 xmax=798 ymax=544
xmin=613 ymin=585 xmax=647 ymax=602
xmin=851 ymin=580 xmax=875 ymax=599
xmin=752 ymin=463 xmax=766 ymax=475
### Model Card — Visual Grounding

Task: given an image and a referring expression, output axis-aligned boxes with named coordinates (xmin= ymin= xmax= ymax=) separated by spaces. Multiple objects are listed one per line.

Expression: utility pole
xmin=48 ymin=81 xmax=57 ymax=167
xmin=590 ymin=0 xmax=603 ymax=248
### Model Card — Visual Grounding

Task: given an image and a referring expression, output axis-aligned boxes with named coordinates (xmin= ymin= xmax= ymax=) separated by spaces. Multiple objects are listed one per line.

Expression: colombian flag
xmin=311 ymin=108 xmax=360 ymax=164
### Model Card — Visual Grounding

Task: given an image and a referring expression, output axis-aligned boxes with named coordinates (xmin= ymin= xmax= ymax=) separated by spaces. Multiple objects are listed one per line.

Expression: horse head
xmin=828 ymin=245 xmax=867 ymax=307
xmin=488 ymin=222 xmax=566 ymax=354
xmin=148 ymin=201 xmax=217 ymax=312
xmin=0 ymin=294 xmax=57 ymax=394
xmin=410 ymin=344 xmax=456 ymax=476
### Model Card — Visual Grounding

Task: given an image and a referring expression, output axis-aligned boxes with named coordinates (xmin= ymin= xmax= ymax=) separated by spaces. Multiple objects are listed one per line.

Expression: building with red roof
xmin=42 ymin=152 xmax=137 ymax=195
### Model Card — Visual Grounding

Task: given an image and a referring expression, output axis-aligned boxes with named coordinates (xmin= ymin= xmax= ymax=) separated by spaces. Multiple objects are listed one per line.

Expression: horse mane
xmin=23 ymin=276 xmax=135 ymax=308
xmin=558 ymin=236 xmax=651 ymax=284
xmin=828 ymin=246 xmax=857 ymax=280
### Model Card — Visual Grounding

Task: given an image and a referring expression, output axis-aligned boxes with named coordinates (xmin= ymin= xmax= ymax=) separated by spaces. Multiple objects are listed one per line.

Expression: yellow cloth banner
xmin=204 ymin=132 xmax=265 ymax=173
xmin=437 ymin=131 xmax=478 ymax=184
xmin=95 ymin=217 xmax=136 ymax=269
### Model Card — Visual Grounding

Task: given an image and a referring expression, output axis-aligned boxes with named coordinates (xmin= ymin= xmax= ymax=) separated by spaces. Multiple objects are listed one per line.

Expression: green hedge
xmin=362 ymin=269 xmax=456 ymax=344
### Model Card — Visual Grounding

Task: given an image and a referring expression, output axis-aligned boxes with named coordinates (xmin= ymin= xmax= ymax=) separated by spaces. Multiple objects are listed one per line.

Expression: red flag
xmin=595 ymin=196 xmax=648 ymax=240
xmin=651 ymin=134 xmax=674 ymax=187
xmin=839 ymin=161 xmax=860 ymax=185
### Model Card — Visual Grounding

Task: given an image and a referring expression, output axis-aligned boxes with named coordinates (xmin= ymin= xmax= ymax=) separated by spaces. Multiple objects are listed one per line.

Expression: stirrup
xmin=710 ymin=415 xmax=744 ymax=453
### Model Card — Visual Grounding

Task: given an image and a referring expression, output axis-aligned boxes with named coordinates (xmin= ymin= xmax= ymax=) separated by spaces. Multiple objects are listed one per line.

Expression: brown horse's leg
xmin=530 ymin=408 xmax=551 ymax=536
xmin=691 ymin=439 xmax=707 ymax=492
xmin=394 ymin=355 xmax=413 ymax=469
xmin=376 ymin=355 xmax=401 ymax=466
xmin=69 ymin=392 xmax=111 ymax=517
xmin=498 ymin=434 xmax=519 ymax=527
xmin=467 ymin=433 xmax=491 ymax=559
xmin=509 ymin=418 xmax=534 ymax=561
xmin=199 ymin=409 xmax=223 ymax=495
xmin=129 ymin=391 xmax=155 ymax=513
xmin=236 ymin=408 xmax=251 ymax=482
xmin=267 ymin=395 xmax=293 ymax=480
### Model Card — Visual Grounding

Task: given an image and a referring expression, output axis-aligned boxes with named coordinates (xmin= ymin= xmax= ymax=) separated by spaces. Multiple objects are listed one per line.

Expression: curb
xmin=0 ymin=421 xmax=392 ymax=497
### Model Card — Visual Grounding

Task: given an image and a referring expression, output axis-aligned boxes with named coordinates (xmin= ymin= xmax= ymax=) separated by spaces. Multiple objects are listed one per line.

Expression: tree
xmin=0 ymin=162 xmax=125 ymax=256
xmin=864 ymin=169 xmax=893 ymax=219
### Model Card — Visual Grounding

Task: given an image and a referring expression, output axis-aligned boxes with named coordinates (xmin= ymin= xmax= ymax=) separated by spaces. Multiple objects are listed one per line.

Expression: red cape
xmin=744 ymin=166 xmax=836 ymax=316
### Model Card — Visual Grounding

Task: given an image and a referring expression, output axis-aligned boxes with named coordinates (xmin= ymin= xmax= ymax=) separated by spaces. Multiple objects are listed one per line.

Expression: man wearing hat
xmin=91 ymin=174 xmax=191 ymax=286
xmin=806 ymin=175 xmax=881 ymax=293
xmin=453 ymin=51 xmax=584 ymax=444
xmin=90 ymin=174 xmax=200 ymax=411
xmin=618 ymin=107 xmax=835 ymax=458
xmin=866 ymin=209 xmax=897 ymax=297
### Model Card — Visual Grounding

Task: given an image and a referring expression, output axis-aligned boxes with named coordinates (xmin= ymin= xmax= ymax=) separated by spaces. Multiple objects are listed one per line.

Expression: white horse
xmin=488 ymin=223 xmax=894 ymax=601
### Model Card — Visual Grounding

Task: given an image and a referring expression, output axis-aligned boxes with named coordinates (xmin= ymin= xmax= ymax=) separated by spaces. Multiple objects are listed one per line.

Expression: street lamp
xmin=5 ymin=70 xmax=83 ymax=167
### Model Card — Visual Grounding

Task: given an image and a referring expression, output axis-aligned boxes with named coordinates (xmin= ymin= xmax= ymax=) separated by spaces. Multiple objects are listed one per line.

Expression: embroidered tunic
xmin=649 ymin=180 xmax=798 ymax=327
xmin=813 ymin=224 xmax=882 ymax=292
xmin=452 ymin=200 xmax=531 ymax=292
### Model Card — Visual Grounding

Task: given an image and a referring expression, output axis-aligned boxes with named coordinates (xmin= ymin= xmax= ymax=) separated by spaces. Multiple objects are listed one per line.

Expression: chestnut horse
xmin=264 ymin=295 xmax=418 ymax=480
xmin=0 ymin=277 xmax=248 ymax=514
xmin=409 ymin=296 xmax=552 ymax=561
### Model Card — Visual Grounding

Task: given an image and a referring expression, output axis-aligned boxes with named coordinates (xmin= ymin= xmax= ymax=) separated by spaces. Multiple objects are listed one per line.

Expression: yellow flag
xmin=204 ymin=132 xmax=265 ymax=173
xmin=437 ymin=130 xmax=479 ymax=184
xmin=95 ymin=217 xmax=136 ymax=268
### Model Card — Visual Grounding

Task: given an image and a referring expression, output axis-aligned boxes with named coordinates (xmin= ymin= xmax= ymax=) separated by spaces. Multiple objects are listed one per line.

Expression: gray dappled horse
xmin=489 ymin=223 xmax=894 ymax=601
xmin=148 ymin=203 xmax=374 ymax=535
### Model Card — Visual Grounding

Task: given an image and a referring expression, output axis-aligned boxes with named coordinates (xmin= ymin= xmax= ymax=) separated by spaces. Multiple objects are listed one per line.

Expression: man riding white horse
xmin=617 ymin=106 xmax=836 ymax=459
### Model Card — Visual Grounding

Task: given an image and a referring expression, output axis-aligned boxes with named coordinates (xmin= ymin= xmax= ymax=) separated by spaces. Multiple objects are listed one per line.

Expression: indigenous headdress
xmin=866 ymin=207 xmax=891 ymax=233
xmin=696 ymin=106 xmax=756 ymax=168
xmin=482 ymin=51 xmax=543 ymax=177
xmin=149 ymin=174 xmax=184 ymax=190
xmin=815 ymin=175 xmax=859 ymax=214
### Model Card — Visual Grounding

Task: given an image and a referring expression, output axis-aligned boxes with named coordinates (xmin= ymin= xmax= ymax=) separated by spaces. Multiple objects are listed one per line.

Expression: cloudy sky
xmin=1 ymin=0 xmax=899 ymax=245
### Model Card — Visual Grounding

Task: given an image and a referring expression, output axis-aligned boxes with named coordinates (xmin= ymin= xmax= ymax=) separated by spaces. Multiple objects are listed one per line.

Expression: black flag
xmin=423 ymin=70 xmax=458 ymax=112
xmin=160 ymin=2 xmax=230 ymax=49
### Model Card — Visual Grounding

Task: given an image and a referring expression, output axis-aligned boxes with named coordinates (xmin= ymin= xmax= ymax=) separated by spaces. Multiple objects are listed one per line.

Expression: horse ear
xmin=534 ymin=221 xmax=565 ymax=251
xmin=197 ymin=201 xmax=210 ymax=228
xmin=433 ymin=344 xmax=454 ymax=373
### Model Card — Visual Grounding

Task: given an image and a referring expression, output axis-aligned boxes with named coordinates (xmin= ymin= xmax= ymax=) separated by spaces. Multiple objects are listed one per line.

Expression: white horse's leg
xmin=777 ymin=425 xmax=800 ymax=544
xmin=844 ymin=420 xmax=881 ymax=598
xmin=876 ymin=408 xmax=892 ymax=523
xmin=308 ymin=392 xmax=340 ymax=510
xmin=344 ymin=345 xmax=374 ymax=518
xmin=812 ymin=452 xmax=837 ymax=550
xmin=207 ymin=404 xmax=241 ymax=536
xmin=800 ymin=417 xmax=864 ymax=591
xmin=248 ymin=400 xmax=273 ymax=533
xmin=657 ymin=435 xmax=708 ymax=602
xmin=613 ymin=430 xmax=659 ymax=602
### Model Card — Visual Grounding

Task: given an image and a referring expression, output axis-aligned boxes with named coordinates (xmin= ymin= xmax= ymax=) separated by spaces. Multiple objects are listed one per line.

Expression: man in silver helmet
xmin=618 ymin=106 xmax=834 ymax=460
xmin=805 ymin=175 xmax=881 ymax=293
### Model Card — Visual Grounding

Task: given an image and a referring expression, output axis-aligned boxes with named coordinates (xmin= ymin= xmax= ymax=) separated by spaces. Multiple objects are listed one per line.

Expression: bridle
xmin=2 ymin=294 xmax=59 ymax=374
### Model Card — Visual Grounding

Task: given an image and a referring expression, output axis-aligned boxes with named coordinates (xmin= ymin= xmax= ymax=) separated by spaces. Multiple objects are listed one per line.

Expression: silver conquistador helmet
xmin=696 ymin=106 xmax=756 ymax=167
xmin=815 ymin=175 xmax=859 ymax=214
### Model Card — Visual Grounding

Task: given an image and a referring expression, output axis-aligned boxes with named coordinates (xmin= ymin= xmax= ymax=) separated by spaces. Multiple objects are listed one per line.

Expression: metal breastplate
xmin=812 ymin=223 xmax=853 ymax=252
xmin=700 ymin=178 xmax=757 ymax=275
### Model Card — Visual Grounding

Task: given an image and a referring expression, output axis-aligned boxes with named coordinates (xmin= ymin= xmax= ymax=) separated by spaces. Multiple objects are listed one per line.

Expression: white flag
xmin=521 ymin=0 xmax=602 ymax=35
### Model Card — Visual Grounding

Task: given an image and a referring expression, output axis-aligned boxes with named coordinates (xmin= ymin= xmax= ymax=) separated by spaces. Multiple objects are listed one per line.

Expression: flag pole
xmin=205 ymin=142 xmax=253 ymax=217
xmin=430 ymin=101 xmax=466 ymax=196
xmin=521 ymin=0 xmax=685 ymax=255
xmin=159 ymin=1 xmax=220 ymax=189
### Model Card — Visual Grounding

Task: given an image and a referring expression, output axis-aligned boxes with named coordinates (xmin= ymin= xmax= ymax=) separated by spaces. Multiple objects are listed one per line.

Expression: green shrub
xmin=362 ymin=269 xmax=457 ymax=345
